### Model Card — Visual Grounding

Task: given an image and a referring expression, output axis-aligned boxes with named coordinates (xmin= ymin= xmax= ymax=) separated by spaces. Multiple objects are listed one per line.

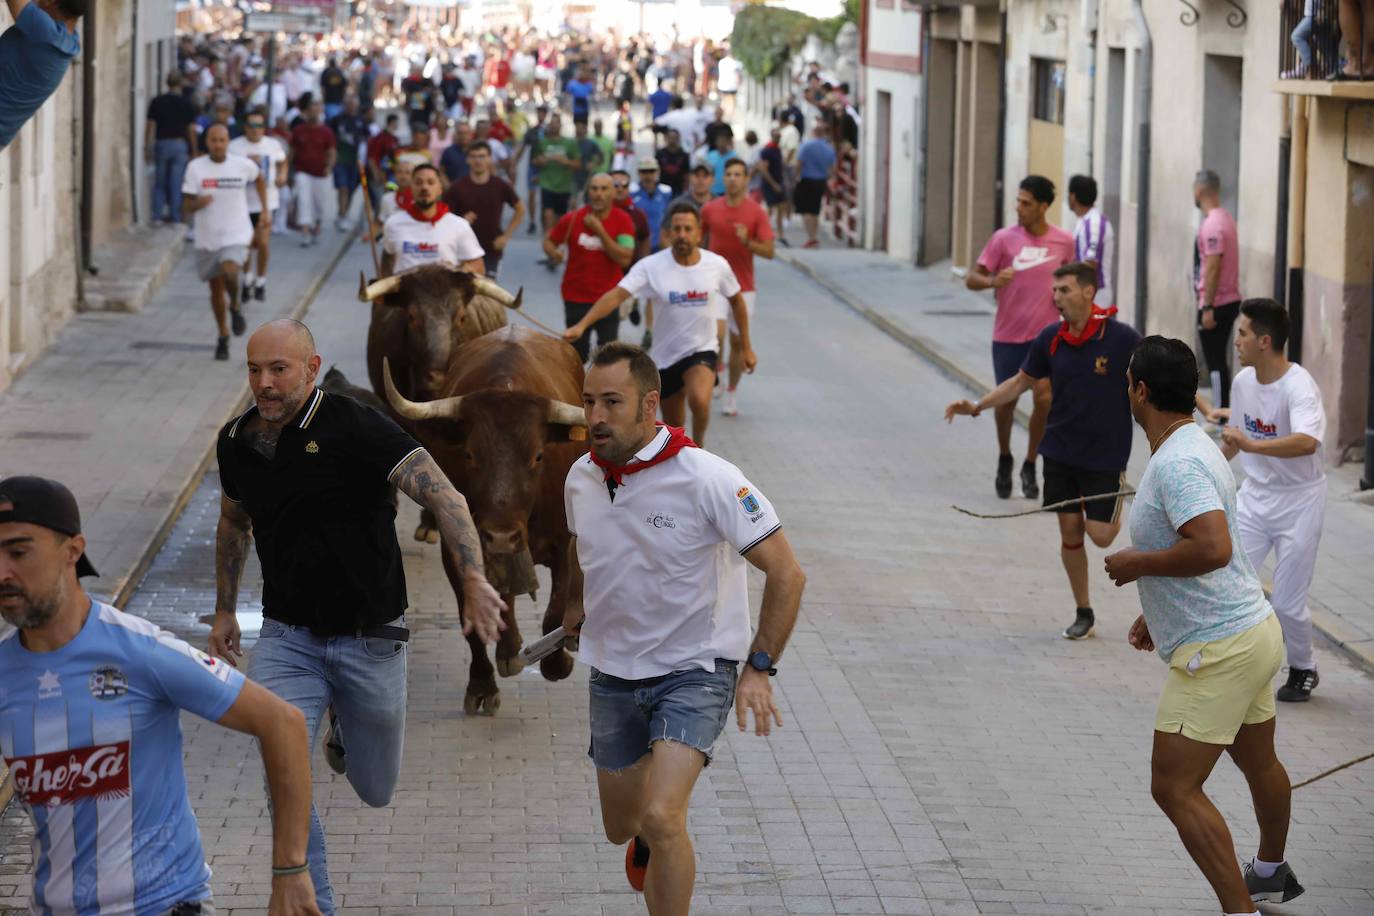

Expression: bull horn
xmin=472 ymin=276 xmax=523 ymax=310
xmin=547 ymin=400 xmax=588 ymax=427
xmin=361 ymin=274 xmax=403 ymax=301
xmin=382 ymin=357 xmax=465 ymax=421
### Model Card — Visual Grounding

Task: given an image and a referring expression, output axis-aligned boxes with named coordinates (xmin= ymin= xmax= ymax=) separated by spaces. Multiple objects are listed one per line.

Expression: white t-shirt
xmin=248 ymin=81 xmax=288 ymax=123
xmin=383 ymin=210 xmax=484 ymax=273
xmin=717 ymin=56 xmax=742 ymax=93
xmin=565 ymin=427 xmax=782 ymax=679
xmin=181 ymin=154 xmax=260 ymax=251
xmin=228 ymin=136 xmax=287 ymax=212
xmin=618 ymin=248 xmax=741 ymax=367
xmin=1228 ymin=364 xmax=1326 ymax=491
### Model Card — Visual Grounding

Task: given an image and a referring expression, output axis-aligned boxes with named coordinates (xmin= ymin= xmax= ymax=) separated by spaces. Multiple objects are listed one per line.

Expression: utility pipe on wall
xmin=1130 ymin=0 xmax=1151 ymax=333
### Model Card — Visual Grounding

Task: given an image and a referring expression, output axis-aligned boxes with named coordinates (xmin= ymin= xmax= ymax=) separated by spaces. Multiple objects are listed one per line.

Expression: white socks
xmin=243 ymin=271 xmax=255 ymax=287
xmin=1251 ymin=856 xmax=1283 ymax=879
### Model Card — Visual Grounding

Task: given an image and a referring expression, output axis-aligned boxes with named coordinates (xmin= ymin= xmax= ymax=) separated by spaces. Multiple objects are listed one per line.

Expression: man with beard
xmin=381 ymin=163 xmax=485 ymax=276
xmin=562 ymin=341 xmax=806 ymax=908
xmin=544 ymin=172 xmax=636 ymax=361
xmin=210 ymin=319 xmax=506 ymax=915
xmin=0 ymin=476 xmax=320 ymax=916
xmin=444 ymin=142 xmax=524 ymax=279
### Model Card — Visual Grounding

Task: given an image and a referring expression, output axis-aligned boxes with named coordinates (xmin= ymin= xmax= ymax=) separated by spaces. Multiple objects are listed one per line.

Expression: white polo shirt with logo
xmin=382 ymin=209 xmax=485 ymax=273
xmin=565 ymin=427 xmax=781 ymax=680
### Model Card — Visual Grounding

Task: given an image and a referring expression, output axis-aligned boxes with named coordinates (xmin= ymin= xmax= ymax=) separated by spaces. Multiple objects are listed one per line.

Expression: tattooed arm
xmin=209 ymin=494 xmax=254 ymax=666
xmin=392 ymin=450 xmax=506 ymax=643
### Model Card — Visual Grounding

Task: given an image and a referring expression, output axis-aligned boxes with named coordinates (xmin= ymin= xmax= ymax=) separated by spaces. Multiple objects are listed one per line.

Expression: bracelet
xmin=272 ymin=864 xmax=309 ymax=877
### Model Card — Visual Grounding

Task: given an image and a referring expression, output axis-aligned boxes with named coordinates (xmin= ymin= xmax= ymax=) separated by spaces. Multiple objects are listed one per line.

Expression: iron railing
xmin=1279 ymin=0 xmax=1342 ymax=80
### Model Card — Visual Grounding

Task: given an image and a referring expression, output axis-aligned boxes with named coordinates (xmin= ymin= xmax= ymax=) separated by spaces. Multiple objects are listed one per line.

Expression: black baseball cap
xmin=0 ymin=476 xmax=98 ymax=578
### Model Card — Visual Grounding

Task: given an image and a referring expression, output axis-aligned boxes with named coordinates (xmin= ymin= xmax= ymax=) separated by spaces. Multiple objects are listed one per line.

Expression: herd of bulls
xmin=331 ymin=265 xmax=592 ymax=716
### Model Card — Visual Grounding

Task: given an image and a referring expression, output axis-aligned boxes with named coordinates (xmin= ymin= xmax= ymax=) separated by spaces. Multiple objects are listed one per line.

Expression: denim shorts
xmin=587 ymin=659 xmax=738 ymax=771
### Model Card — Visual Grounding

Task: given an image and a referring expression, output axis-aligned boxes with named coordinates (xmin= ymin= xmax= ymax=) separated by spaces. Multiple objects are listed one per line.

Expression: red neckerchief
xmin=404 ymin=200 xmax=450 ymax=225
xmin=1049 ymin=305 xmax=1118 ymax=355
xmin=589 ymin=425 xmax=698 ymax=486
xmin=396 ymin=187 xmax=414 ymax=211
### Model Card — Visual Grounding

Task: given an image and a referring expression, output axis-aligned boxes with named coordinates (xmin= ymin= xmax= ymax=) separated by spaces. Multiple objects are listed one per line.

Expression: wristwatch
xmin=747 ymin=650 xmax=777 ymax=676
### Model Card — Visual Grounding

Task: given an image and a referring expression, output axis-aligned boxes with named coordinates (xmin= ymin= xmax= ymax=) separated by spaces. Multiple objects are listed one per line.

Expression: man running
xmin=533 ymin=112 xmax=580 ymax=235
xmin=1218 ymin=299 xmax=1327 ymax=702
xmin=183 ymin=123 xmax=266 ymax=360
xmin=544 ymin=172 xmax=636 ymax=360
xmin=794 ymin=122 xmax=835 ymax=249
xmin=327 ymin=94 xmax=370 ymax=231
xmin=564 ymin=341 xmax=806 ymax=911
xmin=230 ymin=107 xmax=288 ymax=303
xmin=0 ymin=475 xmax=320 ymax=916
xmin=289 ymin=98 xmax=337 ymax=247
xmin=1106 ymin=336 xmax=1304 ymax=913
xmin=514 ymin=104 xmax=549 ymax=234
xmin=702 ymin=158 xmax=774 ymax=418
xmin=444 ymin=141 xmax=524 ymax=279
xmin=966 ymin=174 xmax=1073 ymax=499
xmin=382 ymin=162 xmax=485 ymax=276
xmin=631 ymin=158 xmax=673 ymax=252
xmin=566 ymin=201 xmax=755 ymax=446
xmin=211 ymin=319 xmax=506 ymax=914
xmin=946 ymin=263 xmax=1140 ymax=639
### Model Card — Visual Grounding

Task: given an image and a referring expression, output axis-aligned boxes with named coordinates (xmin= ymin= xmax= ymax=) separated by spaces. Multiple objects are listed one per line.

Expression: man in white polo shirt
xmin=381 ymin=162 xmax=485 ymax=276
xmin=563 ymin=341 xmax=806 ymax=911
xmin=564 ymin=201 xmax=756 ymax=446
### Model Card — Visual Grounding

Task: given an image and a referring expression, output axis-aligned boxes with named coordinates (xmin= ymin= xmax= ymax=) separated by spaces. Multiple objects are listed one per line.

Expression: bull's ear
xmin=546 ymin=424 xmax=588 ymax=443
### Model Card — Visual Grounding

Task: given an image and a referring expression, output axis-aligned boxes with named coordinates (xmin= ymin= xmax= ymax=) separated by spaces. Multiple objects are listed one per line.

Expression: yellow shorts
xmin=1155 ymin=614 xmax=1284 ymax=745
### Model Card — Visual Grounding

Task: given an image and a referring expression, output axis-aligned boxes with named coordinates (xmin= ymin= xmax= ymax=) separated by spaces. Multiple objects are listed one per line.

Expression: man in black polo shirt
xmin=209 ymin=319 xmax=504 ymax=914
xmin=946 ymin=262 xmax=1141 ymax=639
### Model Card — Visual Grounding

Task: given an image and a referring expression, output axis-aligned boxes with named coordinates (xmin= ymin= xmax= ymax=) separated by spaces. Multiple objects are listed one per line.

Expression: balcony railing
xmin=1278 ymin=0 xmax=1341 ymax=80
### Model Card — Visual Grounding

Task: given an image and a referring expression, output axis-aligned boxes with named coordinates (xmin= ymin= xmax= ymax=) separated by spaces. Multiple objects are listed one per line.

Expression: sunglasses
xmin=246 ymin=122 xmax=266 ymax=129
xmin=612 ymin=182 xmax=630 ymax=190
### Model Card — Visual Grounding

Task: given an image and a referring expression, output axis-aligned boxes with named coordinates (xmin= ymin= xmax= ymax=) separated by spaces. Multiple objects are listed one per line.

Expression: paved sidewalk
xmin=778 ymin=243 xmax=1374 ymax=671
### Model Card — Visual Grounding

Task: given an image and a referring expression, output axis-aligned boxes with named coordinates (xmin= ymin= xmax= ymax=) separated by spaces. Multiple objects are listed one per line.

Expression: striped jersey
xmin=1073 ymin=206 xmax=1115 ymax=307
xmin=0 ymin=600 xmax=245 ymax=915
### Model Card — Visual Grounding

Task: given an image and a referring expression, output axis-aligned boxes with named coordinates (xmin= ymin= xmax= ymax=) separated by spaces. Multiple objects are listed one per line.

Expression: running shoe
xmin=628 ymin=303 xmax=641 ymax=326
xmin=778 ymin=236 xmax=790 ymax=248
xmin=230 ymin=308 xmax=246 ymax=337
xmin=214 ymin=336 xmax=229 ymax=361
xmin=802 ymin=239 xmax=818 ymax=249
xmin=254 ymin=281 xmax=266 ymax=302
xmin=241 ymin=279 xmax=253 ymax=301
xmin=723 ymin=390 xmax=738 ymax=417
xmin=1276 ymin=667 xmax=1319 ymax=702
xmin=625 ymin=836 xmax=650 ymax=892
xmin=1021 ymin=460 xmax=1039 ymax=499
xmin=995 ymin=454 xmax=1013 ymax=499
xmin=1243 ymin=860 xmax=1305 ymax=903
xmin=1063 ymin=608 xmax=1094 ymax=640
xmin=641 ymin=329 xmax=653 ymax=349
xmin=323 ymin=708 xmax=346 ymax=775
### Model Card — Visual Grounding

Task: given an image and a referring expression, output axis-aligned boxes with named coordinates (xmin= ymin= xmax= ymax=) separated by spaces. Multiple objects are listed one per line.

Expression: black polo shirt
xmin=216 ymin=388 xmax=426 ymax=634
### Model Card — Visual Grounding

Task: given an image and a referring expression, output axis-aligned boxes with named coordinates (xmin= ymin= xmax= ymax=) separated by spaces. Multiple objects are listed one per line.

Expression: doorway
xmin=920 ymin=38 xmax=956 ymax=265
xmin=874 ymin=90 xmax=892 ymax=252
xmin=1028 ymin=57 xmax=1066 ymax=225
xmin=1202 ymin=54 xmax=1243 ymax=217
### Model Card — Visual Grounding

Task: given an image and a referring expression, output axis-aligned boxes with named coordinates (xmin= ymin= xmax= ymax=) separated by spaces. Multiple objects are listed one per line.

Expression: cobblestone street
xmin=3 ymin=233 xmax=1373 ymax=915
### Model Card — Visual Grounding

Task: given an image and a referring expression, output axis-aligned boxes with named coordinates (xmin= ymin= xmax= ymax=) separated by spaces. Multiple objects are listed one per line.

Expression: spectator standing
xmin=704 ymin=132 xmax=736 ymax=197
xmin=319 ymin=57 xmax=348 ymax=120
xmin=716 ymin=53 xmax=742 ymax=118
xmin=199 ymin=97 xmax=241 ymax=151
xmin=703 ymin=106 xmax=733 ymax=153
xmin=543 ymin=172 xmax=635 ymax=361
xmin=647 ymin=80 xmax=673 ymax=137
xmin=533 ymin=113 xmax=580 ymax=234
xmin=401 ymin=69 xmax=436 ymax=133
xmin=567 ymin=66 xmax=595 ymax=124
xmin=281 ymin=53 xmax=312 ymax=107
xmin=1194 ymin=169 xmax=1243 ymax=408
xmin=794 ymin=122 xmax=836 ymax=248
xmin=146 ymin=72 xmax=199 ymax=223
xmin=591 ymin=117 xmax=616 ymax=175
xmin=631 ymin=158 xmax=673 ymax=251
xmin=289 ymin=98 xmax=337 ymax=247
xmin=655 ymin=128 xmax=691 ymax=197
xmin=327 ymin=96 xmax=369 ymax=232
xmin=428 ymin=116 xmax=455 ymax=162
xmin=773 ymin=94 xmax=804 ymax=135
xmin=0 ymin=0 xmax=83 ymax=150
xmin=966 ymin=175 xmax=1073 ymax=500
xmin=366 ymin=112 xmax=402 ymax=211
xmin=514 ymin=105 xmax=549 ymax=234
xmin=572 ymin=119 xmax=605 ymax=201
xmin=444 ymin=142 xmax=524 ymax=279
xmin=1068 ymin=174 xmax=1115 ymax=307
xmin=439 ymin=120 xmax=474 ymax=183
xmin=229 ymin=109 xmax=287 ymax=303
xmin=757 ymin=127 xmax=788 ymax=243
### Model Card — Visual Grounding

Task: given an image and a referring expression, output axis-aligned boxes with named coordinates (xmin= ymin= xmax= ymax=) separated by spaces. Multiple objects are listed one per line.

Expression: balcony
xmin=1275 ymin=0 xmax=1374 ymax=98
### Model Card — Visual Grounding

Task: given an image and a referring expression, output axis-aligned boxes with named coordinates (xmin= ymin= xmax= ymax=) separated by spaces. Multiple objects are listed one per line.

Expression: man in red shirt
xmin=702 ymin=158 xmax=774 ymax=417
xmin=289 ymin=98 xmax=337 ymax=246
xmin=543 ymin=172 xmax=636 ymax=361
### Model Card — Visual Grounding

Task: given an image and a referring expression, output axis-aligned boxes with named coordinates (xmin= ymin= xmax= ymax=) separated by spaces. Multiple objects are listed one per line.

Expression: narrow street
xmin=4 ymin=229 xmax=1372 ymax=915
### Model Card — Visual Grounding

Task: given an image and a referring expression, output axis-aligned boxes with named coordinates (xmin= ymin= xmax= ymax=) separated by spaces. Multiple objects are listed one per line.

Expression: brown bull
xmin=384 ymin=325 xmax=589 ymax=716
xmin=360 ymin=264 xmax=517 ymax=542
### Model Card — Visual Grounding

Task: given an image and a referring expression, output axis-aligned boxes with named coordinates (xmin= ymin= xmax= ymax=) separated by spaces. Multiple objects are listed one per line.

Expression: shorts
xmin=727 ymin=290 xmax=756 ymax=336
xmin=195 ymin=245 xmax=248 ymax=282
xmin=333 ymin=162 xmax=361 ymax=191
xmin=248 ymin=210 xmax=267 ymax=228
xmin=794 ymin=177 xmax=826 ymax=215
xmin=763 ymin=182 xmax=786 ymax=206
xmin=294 ymin=172 xmax=333 ymax=226
xmin=992 ymin=340 xmax=1033 ymax=384
xmin=541 ymin=188 xmax=571 ymax=217
xmin=1042 ymin=456 xmax=1126 ymax=524
xmin=1155 ymin=614 xmax=1284 ymax=745
xmin=587 ymin=659 xmax=738 ymax=771
xmin=482 ymin=251 xmax=503 ymax=279
xmin=659 ymin=350 xmax=718 ymax=400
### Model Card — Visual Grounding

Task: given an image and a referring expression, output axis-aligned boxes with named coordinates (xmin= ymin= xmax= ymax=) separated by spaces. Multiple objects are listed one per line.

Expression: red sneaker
xmin=625 ymin=836 xmax=650 ymax=892
xmin=802 ymin=239 xmax=819 ymax=249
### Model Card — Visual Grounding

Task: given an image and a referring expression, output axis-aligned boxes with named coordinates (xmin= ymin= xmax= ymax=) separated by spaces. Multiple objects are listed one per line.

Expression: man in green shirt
xmin=533 ymin=113 xmax=580 ymax=234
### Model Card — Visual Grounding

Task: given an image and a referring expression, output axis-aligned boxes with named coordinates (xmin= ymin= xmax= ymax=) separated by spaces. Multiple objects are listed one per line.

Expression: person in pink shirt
xmin=966 ymin=175 xmax=1074 ymax=499
xmin=1194 ymin=169 xmax=1242 ymax=408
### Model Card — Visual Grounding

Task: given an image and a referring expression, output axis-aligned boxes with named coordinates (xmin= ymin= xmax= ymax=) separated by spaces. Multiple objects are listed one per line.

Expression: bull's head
xmin=383 ymin=358 xmax=585 ymax=560
xmin=360 ymin=266 xmax=522 ymax=401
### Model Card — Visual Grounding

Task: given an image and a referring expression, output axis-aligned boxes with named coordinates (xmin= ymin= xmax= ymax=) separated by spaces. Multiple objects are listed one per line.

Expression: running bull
xmin=383 ymin=325 xmax=588 ymax=715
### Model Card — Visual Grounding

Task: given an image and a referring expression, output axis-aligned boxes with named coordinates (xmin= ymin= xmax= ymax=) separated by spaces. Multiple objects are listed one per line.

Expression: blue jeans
xmin=587 ymin=659 xmax=738 ymax=772
xmin=1291 ymin=16 xmax=1314 ymax=68
xmin=153 ymin=138 xmax=189 ymax=222
xmin=247 ymin=617 xmax=408 ymax=915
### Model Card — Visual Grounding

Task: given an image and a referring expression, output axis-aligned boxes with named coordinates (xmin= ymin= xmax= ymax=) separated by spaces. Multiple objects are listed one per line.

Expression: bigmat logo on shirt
xmin=668 ymin=290 xmax=711 ymax=306
xmin=6 ymin=742 xmax=131 ymax=807
xmin=1243 ymin=414 xmax=1278 ymax=438
xmin=401 ymin=241 xmax=440 ymax=255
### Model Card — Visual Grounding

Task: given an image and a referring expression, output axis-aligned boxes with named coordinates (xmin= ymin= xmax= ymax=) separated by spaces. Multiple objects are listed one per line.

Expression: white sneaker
xmin=723 ymin=390 xmax=738 ymax=417
xmin=336 ymin=218 xmax=350 ymax=232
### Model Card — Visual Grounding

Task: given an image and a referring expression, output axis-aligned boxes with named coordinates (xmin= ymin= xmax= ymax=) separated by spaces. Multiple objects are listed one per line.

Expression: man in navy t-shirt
xmin=946 ymin=262 xmax=1141 ymax=640
xmin=567 ymin=68 xmax=595 ymax=125
xmin=0 ymin=0 xmax=84 ymax=148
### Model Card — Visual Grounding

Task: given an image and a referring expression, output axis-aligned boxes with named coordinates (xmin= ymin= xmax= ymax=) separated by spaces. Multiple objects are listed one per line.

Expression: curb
xmin=781 ymin=251 xmax=1374 ymax=677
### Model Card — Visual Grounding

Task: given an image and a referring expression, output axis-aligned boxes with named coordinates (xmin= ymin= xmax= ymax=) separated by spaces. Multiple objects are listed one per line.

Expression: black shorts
xmin=992 ymin=340 xmax=1032 ymax=384
xmin=541 ymin=188 xmax=571 ymax=217
xmin=659 ymin=350 xmax=717 ymax=400
xmin=794 ymin=178 xmax=826 ymax=215
xmin=1042 ymin=456 xmax=1127 ymax=524
xmin=249 ymin=211 xmax=263 ymax=228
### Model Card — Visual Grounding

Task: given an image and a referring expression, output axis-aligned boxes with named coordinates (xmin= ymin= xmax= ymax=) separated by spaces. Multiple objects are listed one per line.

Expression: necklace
xmin=1150 ymin=418 xmax=1193 ymax=454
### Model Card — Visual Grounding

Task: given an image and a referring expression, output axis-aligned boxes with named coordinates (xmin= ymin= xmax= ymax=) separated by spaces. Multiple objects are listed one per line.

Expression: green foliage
xmin=731 ymin=2 xmax=857 ymax=81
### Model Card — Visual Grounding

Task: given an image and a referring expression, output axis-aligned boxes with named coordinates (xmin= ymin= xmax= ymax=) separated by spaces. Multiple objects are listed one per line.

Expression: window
xmin=1031 ymin=58 xmax=1066 ymax=124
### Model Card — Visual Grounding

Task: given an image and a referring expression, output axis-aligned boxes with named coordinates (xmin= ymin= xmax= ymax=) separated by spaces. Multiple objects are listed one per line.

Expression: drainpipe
xmin=915 ymin=18 xmax=931 ymax=266
xmin=1285 ymin=96 xmax=1308 ymax=362
xmin=130 ymin=0 xmax=140 ymax=225
xmin=80 ymin=0 xmax=97 ymax=275
xmin=1130 ymin=0 xmax=1151 ymax=333
xmin=993 ymin=7 xmax=1008 ymax=228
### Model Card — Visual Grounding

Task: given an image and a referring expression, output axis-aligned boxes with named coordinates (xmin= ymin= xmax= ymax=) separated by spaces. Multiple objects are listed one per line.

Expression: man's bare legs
xmin=1226 ymin=718 xmax=1292 ymax=865
xmin=209 ymin=276 xmax=231 ymax=338
xmin=1057 ymin=511 xmax=1123 ymax=608
xmin=659 ymin=365 xmax=715 ymax=446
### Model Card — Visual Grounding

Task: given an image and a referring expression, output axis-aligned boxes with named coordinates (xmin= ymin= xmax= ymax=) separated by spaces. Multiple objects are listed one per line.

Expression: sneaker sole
xmin=1062 ymin=626 xmax=1094 ymax=640
xmin=1251 ymin=884 xmax=1305 ymax=904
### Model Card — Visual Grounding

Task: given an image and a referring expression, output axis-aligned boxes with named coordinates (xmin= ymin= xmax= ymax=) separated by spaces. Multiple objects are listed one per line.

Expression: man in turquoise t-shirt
xmin=533 ymin=113 xmax=581 ymax=234
xmin=0 ymin=0 xmax=84 ymax=148
xmin=1106 ymin=336 xmax=1303 ymax=915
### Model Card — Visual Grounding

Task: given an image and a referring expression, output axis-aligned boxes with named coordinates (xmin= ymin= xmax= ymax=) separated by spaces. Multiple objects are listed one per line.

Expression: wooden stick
xmin=506 ymin=304 xmax=565 ymax=339
xmin=951 ymin=489 xmax=1137 ymax=519
xmin=358 ymin=167 xmax=381 ymax=277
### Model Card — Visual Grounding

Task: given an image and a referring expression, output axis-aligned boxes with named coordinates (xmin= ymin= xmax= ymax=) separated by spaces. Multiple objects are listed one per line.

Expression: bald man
xmin=211 ymin=320 xmax=507 ymax=913
xmin=183 ymin=122 xmax=266 ymax=359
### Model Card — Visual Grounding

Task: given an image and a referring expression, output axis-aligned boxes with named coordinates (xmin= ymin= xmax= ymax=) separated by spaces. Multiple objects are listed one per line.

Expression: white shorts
xmin=728 ymin=290 xmax=756 ymax=336
xmin=294 ymin=172 xmax=333 ymax=226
